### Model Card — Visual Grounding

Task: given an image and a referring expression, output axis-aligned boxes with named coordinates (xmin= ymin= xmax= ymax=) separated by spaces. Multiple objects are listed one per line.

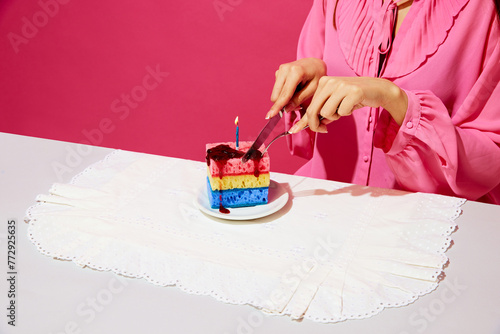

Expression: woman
xmin=267 ymin=0 xmax=500 ymax=203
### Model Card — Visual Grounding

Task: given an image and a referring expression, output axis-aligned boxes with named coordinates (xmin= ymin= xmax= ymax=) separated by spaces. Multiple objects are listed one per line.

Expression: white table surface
xmin=1 ymin=132 xmax=499 ymax=334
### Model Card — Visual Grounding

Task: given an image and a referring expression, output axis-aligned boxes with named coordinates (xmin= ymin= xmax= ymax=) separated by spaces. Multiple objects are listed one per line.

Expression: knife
xmin=241 ymin=109 xmax=284 ymax=163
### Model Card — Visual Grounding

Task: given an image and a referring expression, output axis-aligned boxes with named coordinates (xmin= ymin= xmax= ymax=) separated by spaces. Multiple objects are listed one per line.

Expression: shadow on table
xmin=293 ymin=182 xmax=411 ymax=199
xmin=213 ymin=182 xmax=411 ymax=226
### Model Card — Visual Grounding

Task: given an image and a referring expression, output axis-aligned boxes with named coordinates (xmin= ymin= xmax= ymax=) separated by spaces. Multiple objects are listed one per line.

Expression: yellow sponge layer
xmin=208 ymin=170 xmax=270 ymax=191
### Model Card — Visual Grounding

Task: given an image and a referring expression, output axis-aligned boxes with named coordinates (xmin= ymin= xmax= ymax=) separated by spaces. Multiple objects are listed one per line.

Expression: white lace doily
xmin=26 ymin=150 xmax=465 ymax=323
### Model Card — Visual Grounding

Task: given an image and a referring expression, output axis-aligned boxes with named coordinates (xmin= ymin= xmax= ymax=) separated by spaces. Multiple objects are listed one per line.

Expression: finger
xmin=320 ymin=114 xmax=340 ymax=128
xmin=268 ymin=71 xmax=289 ymax=118
xmin=306 ymin=81 xmax=341 ymax=131
xmin=278 ymin=68 xmax=304 ymax=107
xmin=288 ymin=113 xmax=309 ymax=134
xmin=270 ymin=68 xmax=287 ymax=103
xmin=318 ymin=94 xmax=343 ymax=120
xmin=336 ymin=88 xmax=363 ymax=117
xmin=313 ymin=97 xmax=342 ymax=132
xmin=268 ymin=69 xmax=304 ymax=118
xmin=288 ymin=81 xmax=317 ymax=110
xmin=306 ymin=104 xmax=323 ymax=132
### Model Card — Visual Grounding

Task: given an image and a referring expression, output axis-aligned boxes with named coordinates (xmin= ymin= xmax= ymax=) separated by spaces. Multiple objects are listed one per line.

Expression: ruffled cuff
xmin=374 ymin=89 xmax=422 ymax=155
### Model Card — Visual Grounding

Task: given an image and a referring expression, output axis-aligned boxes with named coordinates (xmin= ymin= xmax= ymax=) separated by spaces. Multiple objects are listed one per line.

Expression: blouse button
xmin=406 ymin=121 xmax=413 ymax=129
xmin=363 ymin=155 xmax=369 ymax=163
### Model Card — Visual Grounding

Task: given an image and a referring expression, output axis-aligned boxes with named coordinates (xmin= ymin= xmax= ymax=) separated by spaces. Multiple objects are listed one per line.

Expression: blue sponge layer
xmin=206 ymin=178 xmax=268 ymax=209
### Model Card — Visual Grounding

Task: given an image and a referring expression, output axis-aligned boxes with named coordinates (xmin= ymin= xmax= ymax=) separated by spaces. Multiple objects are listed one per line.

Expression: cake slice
xmin=206 ymin=141 xmax=270 ymax=210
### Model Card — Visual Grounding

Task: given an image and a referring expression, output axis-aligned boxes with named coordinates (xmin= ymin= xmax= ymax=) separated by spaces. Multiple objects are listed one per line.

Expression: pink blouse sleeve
xmin=284 ymin=0 xmax=326 ymax=160
xmin=375 ymin=41 xmax=500 ymax=201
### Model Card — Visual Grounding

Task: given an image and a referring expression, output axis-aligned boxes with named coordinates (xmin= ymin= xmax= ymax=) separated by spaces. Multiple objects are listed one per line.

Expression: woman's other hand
xmin=289 ymin=76 xmax=408 ymax=133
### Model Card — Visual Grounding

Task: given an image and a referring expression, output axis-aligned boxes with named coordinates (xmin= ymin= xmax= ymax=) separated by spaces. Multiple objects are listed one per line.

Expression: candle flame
xmin=235 ymin=116 xmax=239 ymax=126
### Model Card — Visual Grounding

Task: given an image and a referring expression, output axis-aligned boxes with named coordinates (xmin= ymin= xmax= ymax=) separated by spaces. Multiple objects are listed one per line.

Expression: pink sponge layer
xmin=206 ymin=141 xmax=270 ymax=177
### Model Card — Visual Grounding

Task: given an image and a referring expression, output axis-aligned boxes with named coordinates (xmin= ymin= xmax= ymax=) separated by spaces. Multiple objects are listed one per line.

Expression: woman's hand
xmin=289 ymin=76 xmax=408 ymax=133
xmin=267 ymin=57 xmax=327 ymax=119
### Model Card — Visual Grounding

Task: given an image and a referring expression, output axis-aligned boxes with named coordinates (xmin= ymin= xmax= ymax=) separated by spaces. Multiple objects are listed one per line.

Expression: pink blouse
xmin=286 ymin=0 xmax=500 ymax=204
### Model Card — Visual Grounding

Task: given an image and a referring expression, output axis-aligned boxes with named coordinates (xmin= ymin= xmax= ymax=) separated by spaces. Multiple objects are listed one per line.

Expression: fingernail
xmin=265 ymin=111 xmax=272 ymax=119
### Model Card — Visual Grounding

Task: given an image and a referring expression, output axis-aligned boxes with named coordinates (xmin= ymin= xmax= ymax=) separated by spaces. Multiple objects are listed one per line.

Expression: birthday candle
xmin=235 ymin=116 xmax=239 ymax=150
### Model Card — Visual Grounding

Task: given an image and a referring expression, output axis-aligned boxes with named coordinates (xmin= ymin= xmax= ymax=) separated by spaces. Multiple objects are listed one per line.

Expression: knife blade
xmin=241 ymin=109 xmax=284 ymax=163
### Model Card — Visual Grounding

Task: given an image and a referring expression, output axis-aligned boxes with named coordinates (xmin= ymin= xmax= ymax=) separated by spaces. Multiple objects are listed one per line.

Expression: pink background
xmin=0 ymin=0 xmax=312 ymax=174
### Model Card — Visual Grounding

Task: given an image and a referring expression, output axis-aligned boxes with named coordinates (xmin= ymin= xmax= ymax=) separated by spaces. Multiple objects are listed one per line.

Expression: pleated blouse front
xmin=287 ymin=0 xmax=500 ymax=203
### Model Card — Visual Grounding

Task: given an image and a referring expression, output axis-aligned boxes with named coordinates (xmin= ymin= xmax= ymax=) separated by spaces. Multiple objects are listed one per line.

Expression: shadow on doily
xmin=292 ymin=182 xmax=411 ymax=199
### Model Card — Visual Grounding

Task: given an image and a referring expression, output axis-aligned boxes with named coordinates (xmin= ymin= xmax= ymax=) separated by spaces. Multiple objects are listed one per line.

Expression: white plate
xmin=194 ymin=180 xmax=289 ymax=221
